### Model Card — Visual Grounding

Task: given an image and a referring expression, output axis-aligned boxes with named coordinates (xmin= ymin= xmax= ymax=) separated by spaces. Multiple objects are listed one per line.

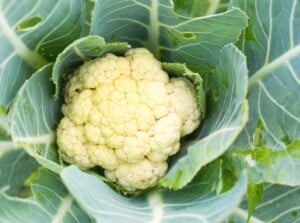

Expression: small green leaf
xmin=16 ymin=17 xmax=42 ymax=30
xmin=0 ymin=105 xmax=6 ymax=116
xmin=228 ymin=184 xmax=300 ymax=223
xmin=247 ymin=183 xmax=264 ymax=222
xmin=232 ymin=141 xmax=300 ymax=186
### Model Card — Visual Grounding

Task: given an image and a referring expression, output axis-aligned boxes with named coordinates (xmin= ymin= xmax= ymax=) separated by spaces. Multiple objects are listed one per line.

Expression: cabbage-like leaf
xmin=160 ymin=44 xmax=248 ymax=189
xmin=229 ymin=0 xmax=300 ymax=186
xmin=0 ymin=168 xmax=93 ymax=223
xmin=9 ymin=64 xmax=62 ymax=173
xmin=0 ymin=0 xmax=86 ymax=109
xmin=0 ymin=148 xmax=38 ymax=196
xmin=91 ymin=0 xmax=248 ymax=71
xmin=0 ymin=191 xmax=51 ymax=223
xmin=226 ymin=184 xmax=300 ymax=223
xmin=61 ymin=161 xmax=246 ymax=223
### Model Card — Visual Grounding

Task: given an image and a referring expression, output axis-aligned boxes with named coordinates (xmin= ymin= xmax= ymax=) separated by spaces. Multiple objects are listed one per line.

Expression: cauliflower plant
xmin=57 ymin=48 xmax=202 ymax=192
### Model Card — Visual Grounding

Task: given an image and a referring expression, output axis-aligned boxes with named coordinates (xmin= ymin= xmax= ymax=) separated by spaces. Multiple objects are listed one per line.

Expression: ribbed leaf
xmin=61 ymin=162 xmax=246 ymax=223
xmin=226 ymin=184 xmax=300 ymax=223
xmin=0 ymin=168 xmax=93 ymax=223
xmin=91 ymin=0 xmax=248 ymax=72
xmin=160 ymin=44 xmax=248 ymax=189
xmin=0 ymin=148 xmax=38 ymax=196
xmin=230 ymin=0 xmax=300 ymax=186
xmin=9 ymin=64 xmax=62 ymax=173
xmin=0 ymin=0 xmax=86 ymax=108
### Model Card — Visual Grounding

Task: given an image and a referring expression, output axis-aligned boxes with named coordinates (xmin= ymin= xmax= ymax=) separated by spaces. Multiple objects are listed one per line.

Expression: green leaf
xmin=9 ymin=64 xmax=62 ymax=173
xmin=173 ymin=0 xmax=230 ymax=17
xmin=0 ymin=105 xmax=9 ymax=139
xmin=230 ymin=141 xmax=300 ymax=187
xmin=0 ymin=0 xmax=86 ymax=107
xmin=16 ymin=16 xmax=42 ymax=30
xmin=226 ymin=184 xmax=300 ymax=223
xmin=91 ymin=0 xmax=247 ymax=71
xmin=229 ymin=0 xmax=300 ymax=186
xmin=160 ymin=44 xmax=248 ymax=189
xmin=0 ymin=149 xmax=39 ymax=196
xmin=83 ymin=0 xmax=95 ymax=35
xmin=0 ymin=191 xmax=51 ymax=223
xmin=0 ymin=168 xmax=93 ymax=223
xmin=52 ymin=35 xmax=130 ymax=97
xmin=61 ymin=162 xmax=247 ymax=223
xmin=246 ymin=183 xmax=264 ymax=222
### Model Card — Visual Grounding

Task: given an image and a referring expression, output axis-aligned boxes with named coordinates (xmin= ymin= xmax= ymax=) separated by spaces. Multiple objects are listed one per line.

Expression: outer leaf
xmin=61 ymin=163 xmax=246 ymax=223
xmin=160 ymin=44 xmax=248 ymax=189
xmin=9 ymin=64 xmax=62 ymax=173
xmin=226 ymin=184 xmax=300 ymax=223
xmin=0 ymin=148 xmax=38 ymax=196
xmin=0 ymin=0 xmax=86 ymax=108
xmin=246 ymin=183 xmax=264 ymax=222
xmin=229 ymin=0 xmax=300 ymax=185
xmin=0 ymin=191 xmax=51 ymax=223
xmin=0 ymin=168 xmax=93 ymax=223
xmin=91 ymin=0 xmax=247 ymax=71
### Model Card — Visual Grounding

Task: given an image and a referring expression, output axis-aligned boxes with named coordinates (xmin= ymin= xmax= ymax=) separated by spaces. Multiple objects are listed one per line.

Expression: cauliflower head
xmin=57 ymin=48 xmax=202 ymax=192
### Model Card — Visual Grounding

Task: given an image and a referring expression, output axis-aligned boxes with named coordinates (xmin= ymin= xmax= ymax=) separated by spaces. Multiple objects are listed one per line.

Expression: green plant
xmin=1 ymin=0 xmax=300 ymax=222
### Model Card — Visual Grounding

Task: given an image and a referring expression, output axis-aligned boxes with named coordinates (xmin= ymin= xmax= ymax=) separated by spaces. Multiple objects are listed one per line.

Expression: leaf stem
xmin=13 ymin=132 xmax=55 ymax=145
xmin=52 ymin=195 xmax=73 ymax=223
xmin=248 ymin=44 xmax=300 ymax=89
xmin=147 ymin=0 xmax=159 ymax=58
xmin=147 ymin=191 xmax=163 ymax=223
xmin=206 ymin=0 xmax=221 ymax=15
xmin=0 ymin=10 xmax=48 ymax=70
xmin=0 ymin=140 xmax=18 ymax=151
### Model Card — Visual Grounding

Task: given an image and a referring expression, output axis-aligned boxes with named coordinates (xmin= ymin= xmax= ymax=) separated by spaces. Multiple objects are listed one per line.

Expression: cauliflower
xmin=57 ymin=48 xmax=203 ymax=192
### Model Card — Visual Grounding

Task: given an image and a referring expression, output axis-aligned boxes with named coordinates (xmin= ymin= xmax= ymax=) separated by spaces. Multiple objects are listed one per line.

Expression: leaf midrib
xmin=51 ymin=195 xmax=73 ymax=223
xmin=248 ymin=44 xmax=300 ymax=89
xmin=0 ymin=9 xmax=48 ymax=70
xmin=147 ymin=191 xmax=163 ymax=223
xmin=13 ymin=132 xmax=55 ymax=145
xmin=146 ymin=0 xmax=159 ymax=58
